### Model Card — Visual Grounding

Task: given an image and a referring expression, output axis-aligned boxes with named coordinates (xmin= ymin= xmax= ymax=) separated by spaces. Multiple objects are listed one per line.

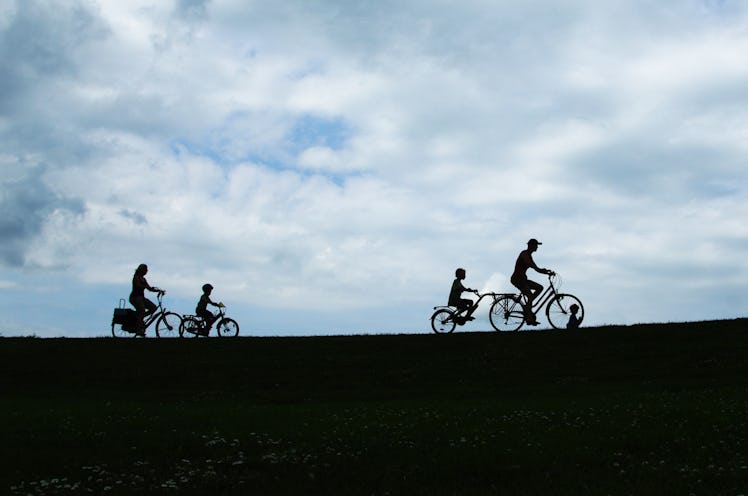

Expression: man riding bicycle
xmin=511 ymin=239 xmax=553 ymax=326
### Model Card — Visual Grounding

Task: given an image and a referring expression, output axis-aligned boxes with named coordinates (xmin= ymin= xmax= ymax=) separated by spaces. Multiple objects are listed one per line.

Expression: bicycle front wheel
xmin=430 ymin=308 xmax=456 ymax=334
xmin=216 ymin=318 xmax=240 ymax=337
xmin=489 ymin=295 xmax=524 ymax=332
xmin=155 ymin=312 xmax=182 ymax=338
xmin=546 ymin=294 xmax=584 ymax=330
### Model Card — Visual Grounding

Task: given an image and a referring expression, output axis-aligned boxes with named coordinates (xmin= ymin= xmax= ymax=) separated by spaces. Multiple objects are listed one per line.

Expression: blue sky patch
xmin=287 ymin=114 xmax=352 ymax=153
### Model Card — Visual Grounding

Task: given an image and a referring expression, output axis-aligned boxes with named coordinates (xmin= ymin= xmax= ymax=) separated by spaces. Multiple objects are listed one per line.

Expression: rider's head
xmin=136 ymin=263 xmax=148 ymax=275
xmin=527 ymin=238 xmax=542 ymax=251
xmin=202 ymin=283 xmax=213 ymax=294
xmin=455 ymin=268 xmax=466 ymax=279
xmin=570 ymin=303 xmax=579 ymax=314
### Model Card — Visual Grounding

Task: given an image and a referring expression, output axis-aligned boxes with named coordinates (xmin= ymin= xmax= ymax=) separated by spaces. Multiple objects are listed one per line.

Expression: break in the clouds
xmin=1 ymin=0 xmax=747 ymax=336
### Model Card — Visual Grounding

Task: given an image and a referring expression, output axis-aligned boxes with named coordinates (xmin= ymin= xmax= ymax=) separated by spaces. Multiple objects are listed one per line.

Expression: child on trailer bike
xmin=195 ymin=283 xmax=223 ymax=336
xmin=448 ymin=268 xmax=479 ymax=325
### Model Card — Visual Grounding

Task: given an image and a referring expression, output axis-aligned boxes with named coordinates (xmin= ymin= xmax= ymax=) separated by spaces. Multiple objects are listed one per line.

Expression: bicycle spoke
xmin=431 ymin=309 xmax=456 ymax=333
xmin=546 ymin=293 xmax=584 ymax=330
xmin=489 ymin=295 xmax=524 ymax=332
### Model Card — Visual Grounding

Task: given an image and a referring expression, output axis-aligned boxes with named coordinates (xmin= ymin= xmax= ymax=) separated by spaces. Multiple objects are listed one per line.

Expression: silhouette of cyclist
xmin=510 ymin=239 xmax=553 ymax=326
xmin=129 ymin=263 xmax=163 ymax=335
xmin=448 ymin=268 xmax=478 ymax=323
xmin=196 ymin=283 xmax=222 ymax=334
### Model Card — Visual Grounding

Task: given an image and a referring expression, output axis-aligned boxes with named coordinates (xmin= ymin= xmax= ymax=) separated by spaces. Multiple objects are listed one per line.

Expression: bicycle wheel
xmin=180 ymin=316 xmax=201 ymax=338
xmin=489 ymin=295 xmax=525 ymax=332
xmin=430 ymin=308 xmax=456 ymax=334
xmin=155 ymin=312 xmax=182 ymax=338
xmin=112 ymin=323 xmax=135 ymax=338
xmin=546 ymin=293 xmax=584 ymax=330
xmin=216 ymin=318 xmax=240 ymax=337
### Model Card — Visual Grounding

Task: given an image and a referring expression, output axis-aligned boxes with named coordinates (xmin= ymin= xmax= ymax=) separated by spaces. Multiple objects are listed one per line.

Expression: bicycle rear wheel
xmin=155 ymin=312 xmax=182 ymax=337
xmin=180 ymin=316 xmax=201 ymax=337
xmin=430 ymin=308 xmax=456 ymax=334
xmin=111 ymin=323 xmax=137 ymax=338
xmin=546 ymin=293 xmax=584 ymax=330
xmin=216 ymin=318 xmax=240 ymax=337
xmin=489 ymin=295 xmax=524 ymax=332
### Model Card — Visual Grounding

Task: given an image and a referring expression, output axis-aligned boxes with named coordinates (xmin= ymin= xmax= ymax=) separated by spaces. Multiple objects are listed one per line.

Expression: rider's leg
xmin=197 ymin=310 xmax=215 ymax=334
xmin=453 ymin=299 xmax=473 ymax=324
xmin=462 ymin=298 xmax=477 ymax=320
xmin=523 ymin=280 xmax=543 ymax=324
xmin=143 ymin=298 xmax=157 ymax=316
xmin=129 ymin=295 xmax=147 ymax=334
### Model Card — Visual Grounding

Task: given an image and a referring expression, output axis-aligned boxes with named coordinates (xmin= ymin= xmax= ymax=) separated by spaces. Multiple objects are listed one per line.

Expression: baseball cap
xmin=528 ymin=238 xmax=542 ymax=245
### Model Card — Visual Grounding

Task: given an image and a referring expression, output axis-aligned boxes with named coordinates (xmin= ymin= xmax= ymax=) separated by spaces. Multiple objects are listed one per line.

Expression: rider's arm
xmin=135 ymin=276 xmax=158 ymax=293
xmin=145 ymin=279 xmax=163 ymax=293
xmin=459 ymin=281 xmax=474 ymax=293
xmin=526 ymin=253 xmax=551 ymax=275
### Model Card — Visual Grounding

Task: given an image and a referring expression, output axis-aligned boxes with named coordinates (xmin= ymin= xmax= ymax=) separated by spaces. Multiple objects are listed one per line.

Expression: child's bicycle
xmin=111 ymin=291 xmax=183 ymax=338
xmin=431 ymin=291 xmax=500 ymax=333
xmin=489 ymin=272 xmax=584 ymax=331
xmin=180 ymin=303 xmax=240 ymax=337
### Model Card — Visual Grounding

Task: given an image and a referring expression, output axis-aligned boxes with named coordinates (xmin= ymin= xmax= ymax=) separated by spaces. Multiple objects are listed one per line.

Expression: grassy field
xmin=2 ymin=320 xmax=747 ymax=495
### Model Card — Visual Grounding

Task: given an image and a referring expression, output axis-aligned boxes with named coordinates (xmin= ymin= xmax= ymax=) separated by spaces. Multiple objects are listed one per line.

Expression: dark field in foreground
xmin=2 ymin=320 xmax=748 ymax=495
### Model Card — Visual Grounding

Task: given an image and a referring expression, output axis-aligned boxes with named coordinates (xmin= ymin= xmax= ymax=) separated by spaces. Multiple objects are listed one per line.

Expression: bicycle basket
xmin=112 ymin=308 xmax=136 ymax=325
xmin=112 ymin=298 xmax=138 ymax=327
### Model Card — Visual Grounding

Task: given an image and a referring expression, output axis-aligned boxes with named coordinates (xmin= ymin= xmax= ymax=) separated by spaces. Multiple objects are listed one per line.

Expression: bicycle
xmin=180 ymin=303 xmax=240 ymax=337
xmin=431 ymin=291 xmax=501 ymax=334
xmin=111 ymin=291 xmax=183 ymax=338
xmin=488 ymin=272 xmax=584 ymax=331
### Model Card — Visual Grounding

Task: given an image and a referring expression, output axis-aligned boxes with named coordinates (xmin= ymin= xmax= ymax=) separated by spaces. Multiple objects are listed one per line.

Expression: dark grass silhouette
xmin=2 ymin=319 xmax=747 ymax=495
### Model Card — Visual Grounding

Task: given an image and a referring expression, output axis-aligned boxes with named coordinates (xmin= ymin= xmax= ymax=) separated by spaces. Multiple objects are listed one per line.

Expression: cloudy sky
xmin=1 ymin=0 xmax=747 ymax=337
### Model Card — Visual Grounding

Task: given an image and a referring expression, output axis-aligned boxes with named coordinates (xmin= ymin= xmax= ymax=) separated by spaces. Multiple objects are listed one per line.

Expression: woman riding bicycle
xmin=130 ymin=263 xmax=163 ymax=335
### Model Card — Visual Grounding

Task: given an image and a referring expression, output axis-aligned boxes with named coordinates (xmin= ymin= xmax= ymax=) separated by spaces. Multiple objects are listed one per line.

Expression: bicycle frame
xmin=458 ymin=292 xmax=499 ymax=316
xmin=180 ymin=304 xmax=240 ymax=337
xmin=521 ymin=275 xmax=559 ymax=314
xmin=141 ymin=292 xmax=167 ymax=329
xmin=430 ymin=292 xmax=501 ymax=333
xmin=112 ymin=291 xmax=182 ymax=338
xmin=494 ymin=273 xmax=583 ymax=331
xmin=433 ymin=292 xmax=498 ymax=317
xmin=190 ymin=305 xmax=226 ymax=330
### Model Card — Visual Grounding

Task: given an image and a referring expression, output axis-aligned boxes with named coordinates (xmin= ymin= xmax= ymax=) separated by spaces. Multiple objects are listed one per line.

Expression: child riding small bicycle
xmin=195 ymin=283 xmax=223 ymax=335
